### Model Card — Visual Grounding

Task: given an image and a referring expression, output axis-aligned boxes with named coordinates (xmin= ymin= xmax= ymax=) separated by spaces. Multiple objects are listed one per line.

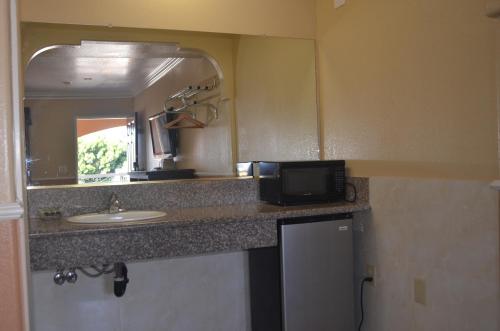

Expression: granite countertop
xmin=29 ymin=201 xmax=370 ymax=271
xmin=28 ymin=176 xmax=370 ymax=271
xmin=30 ymin=201 xmax=370 ymax=238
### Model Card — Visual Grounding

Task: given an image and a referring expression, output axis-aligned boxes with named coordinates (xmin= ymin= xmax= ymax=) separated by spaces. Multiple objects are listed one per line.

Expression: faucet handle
xmin=108 ymin=193 xmax=124 ymax=213
xmin=54 ymin=269 xmax=65 ymax=285
xmin=109 ymin=193 xmax=118 ymax=202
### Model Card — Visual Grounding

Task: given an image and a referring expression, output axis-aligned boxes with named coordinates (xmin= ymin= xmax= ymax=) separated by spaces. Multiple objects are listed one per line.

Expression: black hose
xmin=358 ymin=276 xmax=373 ymax=331
xmin=345 ymin=182 xmax=357 ymax=203
xmin=76 ymin=264 xmax=114 ymax=277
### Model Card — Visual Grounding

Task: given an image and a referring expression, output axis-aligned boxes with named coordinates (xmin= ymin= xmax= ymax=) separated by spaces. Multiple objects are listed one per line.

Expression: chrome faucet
xmin=108 ymin=193 xmax=124 ymax=214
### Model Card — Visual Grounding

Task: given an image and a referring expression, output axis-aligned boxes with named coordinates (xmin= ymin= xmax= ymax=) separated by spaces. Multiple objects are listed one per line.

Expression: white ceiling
xmin=25 ymin=41 xmax=206 ymax=99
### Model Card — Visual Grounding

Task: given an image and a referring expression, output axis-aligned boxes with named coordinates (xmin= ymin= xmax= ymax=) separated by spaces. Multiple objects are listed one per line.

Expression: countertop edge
xmin=29 ymin=202 xmax=371 ymax=238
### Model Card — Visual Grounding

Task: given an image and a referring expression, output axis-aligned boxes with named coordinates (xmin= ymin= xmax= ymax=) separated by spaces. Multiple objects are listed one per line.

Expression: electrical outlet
xmin=414 ymin=278 xmax=426 ymax=305
xmin=366 ymin=264 xmax=376 ymax=287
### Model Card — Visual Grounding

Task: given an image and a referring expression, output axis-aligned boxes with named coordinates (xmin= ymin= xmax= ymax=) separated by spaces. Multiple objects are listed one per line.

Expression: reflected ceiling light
xmin=81 ymin=41 xmax=142 ymax=58
xmin=75 ymin=57 xmax=131 ymax=76
xmin=102 ymin=68 xmax=129 ymax=76
xmin=80 ymin=40 xmax=181 ymax=59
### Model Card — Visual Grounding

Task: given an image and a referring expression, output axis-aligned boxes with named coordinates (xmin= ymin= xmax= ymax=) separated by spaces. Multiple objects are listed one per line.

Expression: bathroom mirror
xmin=22 ymin=24 xmax=319 ymax=187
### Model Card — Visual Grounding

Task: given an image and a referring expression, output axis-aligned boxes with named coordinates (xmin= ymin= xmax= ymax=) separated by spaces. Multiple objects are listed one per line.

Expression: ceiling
xmin=25 ymin=41 xmax=206 ymax=99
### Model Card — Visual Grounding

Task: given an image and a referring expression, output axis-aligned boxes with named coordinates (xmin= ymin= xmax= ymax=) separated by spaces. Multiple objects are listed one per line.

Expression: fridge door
xmin=280 ymin=216 xmax=354 ymax=331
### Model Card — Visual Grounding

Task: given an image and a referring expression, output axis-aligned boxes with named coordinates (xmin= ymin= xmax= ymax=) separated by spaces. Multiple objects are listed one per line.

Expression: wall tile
xmin=354 ymin=177 xmax=499 ymax=331
xmin=31 ymin=251 xmax=251 ymax=331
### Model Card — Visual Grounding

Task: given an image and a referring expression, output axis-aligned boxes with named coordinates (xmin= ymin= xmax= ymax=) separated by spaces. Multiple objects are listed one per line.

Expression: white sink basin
xmin=67 ymin=210 xmax=167 ymax=224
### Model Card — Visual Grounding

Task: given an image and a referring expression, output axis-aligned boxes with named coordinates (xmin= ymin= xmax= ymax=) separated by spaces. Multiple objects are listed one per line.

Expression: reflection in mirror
xmin=25 ymin=41 xmax=229 ymax=186
xmin=22 ymin=26 xmax=320 ymax=187
xmin=234 ymin=36 xmax=319 ymax=162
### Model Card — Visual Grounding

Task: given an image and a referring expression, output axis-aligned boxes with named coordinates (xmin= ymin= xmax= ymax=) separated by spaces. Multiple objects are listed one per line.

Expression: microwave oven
xmin=258 ymin=160 xmax=346 ymax=205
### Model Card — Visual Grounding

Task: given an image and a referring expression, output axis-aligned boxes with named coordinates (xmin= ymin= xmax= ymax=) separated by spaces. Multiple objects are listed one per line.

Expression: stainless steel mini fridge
xmin=279 ymin=214 xmax=354 ymax=331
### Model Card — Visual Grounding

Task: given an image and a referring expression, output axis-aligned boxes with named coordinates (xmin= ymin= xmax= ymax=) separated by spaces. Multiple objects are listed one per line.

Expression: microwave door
xmin=282 ymin=167 xmax=331 ymax=199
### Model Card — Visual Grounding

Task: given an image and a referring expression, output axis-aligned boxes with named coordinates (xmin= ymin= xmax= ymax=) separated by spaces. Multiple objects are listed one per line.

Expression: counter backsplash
xmin=27 ymin=177 xmax=368 ymax=218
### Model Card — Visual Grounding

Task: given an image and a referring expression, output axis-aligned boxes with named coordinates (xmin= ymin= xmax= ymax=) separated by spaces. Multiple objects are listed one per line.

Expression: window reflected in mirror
xmin=76 ymin=117 xmax=135 ymax=184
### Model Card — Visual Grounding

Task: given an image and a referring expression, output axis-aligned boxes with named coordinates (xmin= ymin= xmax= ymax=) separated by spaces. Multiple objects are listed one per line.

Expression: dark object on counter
xmin=129 ymin=169 xmax=196 ymax=181
xmin=38 ymin=207 xmax=62 ymax=221
xmin=258 ymin=160 xmax=345 ymax=205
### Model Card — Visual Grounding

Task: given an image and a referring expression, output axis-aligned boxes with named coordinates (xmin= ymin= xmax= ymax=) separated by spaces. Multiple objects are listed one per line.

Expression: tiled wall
xmin=30 ymin=176 xmax=500 ymax=331
xmin=31 ymin=251 xmax=251 ymax=331
xmin=353 ymin=177 xmax=499 ymax=331
xmin=26 ymin=175 xmax=499 ymax=331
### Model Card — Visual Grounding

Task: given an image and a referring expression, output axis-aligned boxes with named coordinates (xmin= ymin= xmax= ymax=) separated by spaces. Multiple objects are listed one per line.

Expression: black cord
xmin=77 ymin=264 xmax=114 ymax=278
xmin=358 ymin=276 xmax=373 ymax=331
xmin=345 ymin=182 xmax=357 ymax=203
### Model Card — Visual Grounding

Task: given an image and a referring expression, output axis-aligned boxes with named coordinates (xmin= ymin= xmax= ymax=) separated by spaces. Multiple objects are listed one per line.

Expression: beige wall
xmin=19 ymin=0 xmax=315 ymax=39
xmin=316 ymin=0 xmax=498 ymax=180
xmin=134 ymin=57 xmax=233 ymax=175
xmin=354 ymin=177 xmax=499 ymax=331
xmin=315 ymin=2 xmax=500 ymax=330
xmin=20 ymin=2 xmax=499 ymax=180
xmin=25 ymin=98 xmax=134 ymax=184
xmin=234 ymin=36 xmax=319 ymax=162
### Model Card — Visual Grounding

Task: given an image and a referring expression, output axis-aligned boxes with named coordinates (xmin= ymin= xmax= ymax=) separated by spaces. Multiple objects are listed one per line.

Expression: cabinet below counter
xmin=29 ymin=201 xmax=369 ymax=271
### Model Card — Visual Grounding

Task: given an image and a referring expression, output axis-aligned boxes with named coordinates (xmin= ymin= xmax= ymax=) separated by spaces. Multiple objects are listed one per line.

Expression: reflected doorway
xmin=76 ymin=116 xmax=137 ymax=184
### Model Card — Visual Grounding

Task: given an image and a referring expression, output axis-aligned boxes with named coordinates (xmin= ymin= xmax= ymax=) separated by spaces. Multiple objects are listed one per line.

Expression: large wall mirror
xmin=22 ymin=23 xmax=319 ymax=187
